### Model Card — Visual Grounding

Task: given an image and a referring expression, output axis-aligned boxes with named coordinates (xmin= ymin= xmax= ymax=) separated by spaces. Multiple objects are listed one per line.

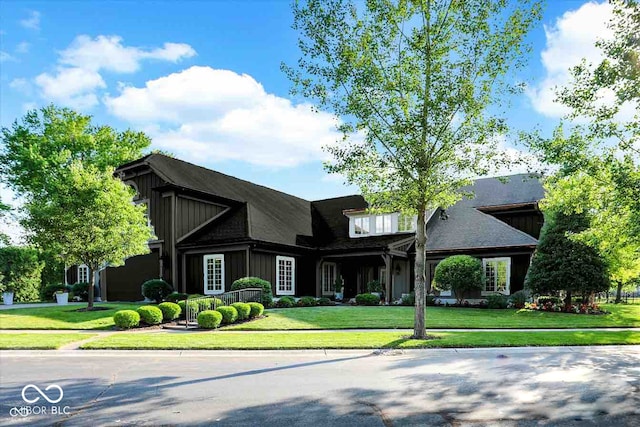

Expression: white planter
xmin=56 ymin=292 xmax=69 ymax=305
xmin=335 ymin=292 xmax=343 ymax=301
xmin=2 ymin=292 xmax=14 ymax=305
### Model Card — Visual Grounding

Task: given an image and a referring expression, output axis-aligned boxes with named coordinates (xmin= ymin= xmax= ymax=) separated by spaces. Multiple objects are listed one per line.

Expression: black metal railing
xmin=184 ymin=288 xmax=263 ymax=328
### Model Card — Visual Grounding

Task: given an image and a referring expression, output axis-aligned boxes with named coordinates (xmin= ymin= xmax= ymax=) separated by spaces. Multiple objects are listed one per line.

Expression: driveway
xmin=1 ymin=346 xmax=639 ymax=426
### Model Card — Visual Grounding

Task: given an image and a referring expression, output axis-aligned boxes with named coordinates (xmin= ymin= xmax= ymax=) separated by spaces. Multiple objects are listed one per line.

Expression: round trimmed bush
xmin=231 ymin=302 xmax=251 ymax=320
xmin=317 ymin=297 xmax=334 ymax=306
xmin=248 ymin=302 xmax=264 ymax=317
xmin=141 ymin=279 xmax=173 ymax=303
xmin=165 ymin=292 xmax=189 ymax=303
xmin=72 ymin=282 xmax=91 ymax=301
xmin=276 ymin=296 xmax=295 ymax=308
xmin=433 ymin=255 xmax=484 ymax=304
xmin=197 ymin=310 xmax=223 ymax=329
xmin=113 ymin=310 xmax=140 ymax=329
xmin=177 ymin=300 xmax=187 ymax=316
xmin=485 ymin=294 xmax=508 ymax=309
xmin=355 ymin=293 xmax=380 ymax=306
xmin=231 ymin=277 xmax=273 ymax=307
xmin=158 ymin=302 xmax=181 ymax=321
xmin=297 ymin=296 xmax=317 ymax=307
xmin=216 ymin=306 xmax=238 ymax=324
xmin=137 ymin=305 xmax=163 ymax=325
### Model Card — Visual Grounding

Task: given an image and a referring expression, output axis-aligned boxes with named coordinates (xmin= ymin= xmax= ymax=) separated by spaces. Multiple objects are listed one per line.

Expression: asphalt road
xmin=1 ymin=346 xmax=639 ymax=426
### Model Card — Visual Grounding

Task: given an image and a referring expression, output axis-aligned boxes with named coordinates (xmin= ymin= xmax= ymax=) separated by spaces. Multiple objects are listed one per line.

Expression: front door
xmin=342 ymin=265 xmax=358 ymax=298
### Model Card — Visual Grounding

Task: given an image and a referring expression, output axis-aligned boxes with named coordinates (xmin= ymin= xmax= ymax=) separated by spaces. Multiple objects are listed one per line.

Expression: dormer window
xmin=354 ymin=217 xmax=370 ymax=235
xmin=375 ymin=215 xmax=392 ymax=233
xmin=398 ymin=214 xmax=417 ymax=232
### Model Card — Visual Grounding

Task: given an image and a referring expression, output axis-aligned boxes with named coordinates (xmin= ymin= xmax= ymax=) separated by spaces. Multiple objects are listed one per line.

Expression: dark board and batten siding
xmin=175 ymin=196 xmax=227 ymax=240
xmin=250 ymin=251 xmax=314 ymax=297
xmin=184 ymin=251 xmax=246 ymax=295
xmin=491 ymin=211 xmax=544 ymax=240
xmin=126 ymin=171 xmax=169 ymax=243
xmin=105 ymin=250 xmax=160 ymax=301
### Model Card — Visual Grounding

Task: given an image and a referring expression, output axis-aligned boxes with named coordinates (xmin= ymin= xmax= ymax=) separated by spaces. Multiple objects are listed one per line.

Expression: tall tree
xmin=0 ymin=105 xmax=152 ymax=307
xmin=525 ymin=211 xmax=610 ymax=309
xmin=285 ymin=0 xmax=542 ymax=338
xmin=24 ymin=163 xmax=153 ymax=309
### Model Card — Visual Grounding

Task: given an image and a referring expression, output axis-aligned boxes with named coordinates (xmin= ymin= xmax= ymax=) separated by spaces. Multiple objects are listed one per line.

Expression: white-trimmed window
xmin=77 ymin=264 xmax=89 ymax=283
xmin=203 ymin=254 xmax=225 ymax=295
xmin=276 ymin=256 xmax=295 ymax=295
xmin=354 ymin=216 xmax=370 ymax=235
xmin=398 ymin=214 xmax=416 ymax=232
xmin=322 ymin=262 xmax=337 ymax=295
xmin=375 ymin=214 xmax=392 ymax=233
xmin=483 ymin=257 xmax=511 ymax=295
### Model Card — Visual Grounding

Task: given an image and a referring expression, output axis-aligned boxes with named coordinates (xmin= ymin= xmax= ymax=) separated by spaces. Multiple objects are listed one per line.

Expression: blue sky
xmin=0 ymin=0 xmax=614 ymax=212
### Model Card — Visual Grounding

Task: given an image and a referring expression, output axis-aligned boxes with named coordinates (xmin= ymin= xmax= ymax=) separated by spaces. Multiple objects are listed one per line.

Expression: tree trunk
xmin=564 ymin=290 xmax=572 ymax=312
xmin=615 ymin=281 xmax=623 ymax=304
xmin=413 ymin=208 xmax=427 ymax=339
xmin=87 ymin=264 xmax=95 ymax=310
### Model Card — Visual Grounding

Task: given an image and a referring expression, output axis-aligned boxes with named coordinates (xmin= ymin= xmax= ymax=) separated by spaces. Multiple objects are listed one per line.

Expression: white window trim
xmin=347 ymin=211 xmax=434 ymax=238
xmin=203 ymin=254 xmax=225 ymax=295
xmin=322 ymin=262 xmax=337 ymax=295
xmin=482 ymin=257 xmax=511 ymax=296
xmin=77 ymin=264 xmax=89 ymax=284
xmin=276 ymin=255 xmax=296 ymax=296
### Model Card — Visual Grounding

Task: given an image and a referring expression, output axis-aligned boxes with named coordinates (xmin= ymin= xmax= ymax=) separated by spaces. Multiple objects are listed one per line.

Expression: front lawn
xmin=0 ymin=303 xmax=144 ymax=330
xmin=224 ymin=304 xmax=640 ymax=330
xmin=0 ymin=333 xmax=96 ymax=349
xmin=81 ymin=330 xmax=640 ymax=350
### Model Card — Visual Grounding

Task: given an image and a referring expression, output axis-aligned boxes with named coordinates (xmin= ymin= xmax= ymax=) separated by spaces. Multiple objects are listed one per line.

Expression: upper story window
xmin=348 ymin=211 xmax=429 ymax=238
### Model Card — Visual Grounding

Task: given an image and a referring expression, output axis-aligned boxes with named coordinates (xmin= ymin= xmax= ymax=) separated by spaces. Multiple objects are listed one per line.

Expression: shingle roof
xmin=463 ymin=173 xmax=544 ymax=208
xmin=142 ymin=154 xmax=313 ymax=247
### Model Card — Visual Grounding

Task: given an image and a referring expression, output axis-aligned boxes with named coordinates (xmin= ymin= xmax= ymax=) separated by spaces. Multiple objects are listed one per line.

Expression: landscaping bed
xmin=80 ymin=330 xmax=640 ymax=350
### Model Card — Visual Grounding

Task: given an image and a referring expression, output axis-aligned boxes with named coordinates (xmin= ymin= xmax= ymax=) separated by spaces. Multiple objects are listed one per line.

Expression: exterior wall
xmin=175 ymin=196 xmax=227 ymax=240
xmin=104 ymin=250 xmax=160 ymax=301
xmin=490 ymin=210 xmax=544 ymax=239
xmin=391 ymin=259 xmax=411 ymax=300
xmin=250 ymin=251 xmax=312 ymax=297
xmin=124 ymin=171 xmax=169 ymax=242
xmin=184 ymin=250 xmax=246 ymax=295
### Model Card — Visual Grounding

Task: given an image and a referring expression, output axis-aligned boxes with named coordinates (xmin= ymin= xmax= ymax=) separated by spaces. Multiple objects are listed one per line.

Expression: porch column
xmin=383 ymin=254 xmax=392 ymax=304
xmin=315 ymin=259 xmax=323 ymax=298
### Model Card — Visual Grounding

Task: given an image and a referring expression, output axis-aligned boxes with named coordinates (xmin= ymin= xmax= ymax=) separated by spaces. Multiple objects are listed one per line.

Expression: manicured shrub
xmin=0 ymin=246 xmax=44 ymax=303
xmin=41 ymin=283 xmax=67 ymax=301
xmin=137 ymin=305 xmax=163 ymax=325
xmin=71 ymin=282 xmax=91 ymax=301
xmin=231 ymin=276 xmax=273 ymax=307
xmin=248 ymin=302 xmax=264 ymax=317
xmin=401 ymin=292 xmax=415 ymax=306
xmin=216 ymin=306 xmax=238 ymax=324
xmin=276 ymin=296 xmax=295 ymax=308
xmin=177 ymin=300 xmax=187 ymax=316
xmin=113 ymin=310 xmax=140 ymax=329
xmin=197 ymin=310 xmax=223 ymax=329
xmin=158 ymin=302 xmax=181 ymax=321
xmin=317 ymin=297 xmax=334 ymax=306
xmin=165 ymin=292 xmax=189 ymax=303
xmin=297 ymin=296 xmax=317 ymax=307
xmin=485 ymin=294 xmax=509 ymax=309
xmin=537 ymin=296 xmax=562 ymax=306
xmin=509 ymin=290 xmax=530 ymax=308
xmin=433 ymin=255 xmax=484 ymax=304
xmin=231 ymin=302 xmax=251 ymax=320
xmin=366 ymin=280 xmax=383 ymax=293
xmin=141 ymin=279 xmax=173 ymax=303
xmin=525 ymin=211 xmax=609 ymax=308
xmin=355 ymin=293 xmax=380 ymax=306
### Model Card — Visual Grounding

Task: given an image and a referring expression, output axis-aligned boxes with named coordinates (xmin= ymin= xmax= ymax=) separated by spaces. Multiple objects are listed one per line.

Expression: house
xmin=68 ymin=153 xmax=544 ymax=303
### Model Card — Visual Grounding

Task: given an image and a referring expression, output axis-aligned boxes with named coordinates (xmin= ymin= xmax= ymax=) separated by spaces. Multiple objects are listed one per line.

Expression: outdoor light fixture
xmin=439 ymin=209 xmax=449 ymax=220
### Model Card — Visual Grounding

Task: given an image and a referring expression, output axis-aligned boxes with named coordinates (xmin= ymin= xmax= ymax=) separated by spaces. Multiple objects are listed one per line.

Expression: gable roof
xmin=463 ymin=173 xmax=544 ymax=208
xmin=131 ymin=154 xmax=314 ymax=247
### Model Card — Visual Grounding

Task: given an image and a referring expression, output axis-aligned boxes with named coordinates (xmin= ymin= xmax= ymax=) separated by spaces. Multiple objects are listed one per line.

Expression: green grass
xmin=0 ymin=333 xmax=96 ymax=349
xmin=223 ymin=304 xmax=640 ymax=330
xmin=81 ymin=330 xmax=640 ymax=350
xmin=0 ymin=303 xmax=144 ymax=330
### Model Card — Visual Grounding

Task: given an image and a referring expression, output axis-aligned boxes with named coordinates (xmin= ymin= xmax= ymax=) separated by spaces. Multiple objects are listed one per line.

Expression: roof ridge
xmin=312 ymin=194 xmax=362 ymax=202
xmin=149 ymin=153 xmax=312 ymax=204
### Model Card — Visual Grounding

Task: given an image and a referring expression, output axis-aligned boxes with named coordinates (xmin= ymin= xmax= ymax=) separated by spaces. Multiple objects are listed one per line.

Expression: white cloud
xmin=20 ymin=11 xmax=41 ymax=31
xmin=10 ymin=78 xmax=32 ymax=94
xmin=106 ymin=66 xmax=344 ymax=167
xmin=35 ymin=67 xmax=106 ymax=109
xmin=59 ymin=35 xmax=196 ymax=73
xmin=33 ymin=35 xmax=196 ymax=110
xmin=527 ymin=1 xmax=613 ymax=117
xmin=15 ymin=42 xmax=30 ymax=54
xmin=0 ymin=51 xmax=17 ymax=62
